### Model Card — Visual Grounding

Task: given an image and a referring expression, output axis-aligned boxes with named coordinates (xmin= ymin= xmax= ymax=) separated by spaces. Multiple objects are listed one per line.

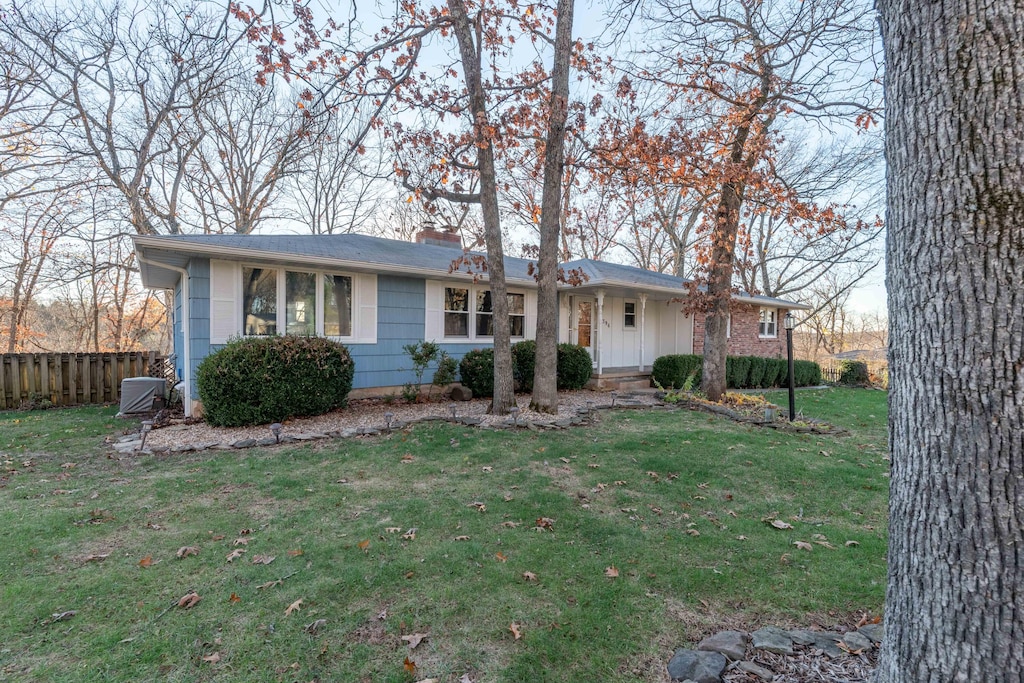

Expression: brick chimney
xmin=414 ymin=225 xmax=462 ymax=249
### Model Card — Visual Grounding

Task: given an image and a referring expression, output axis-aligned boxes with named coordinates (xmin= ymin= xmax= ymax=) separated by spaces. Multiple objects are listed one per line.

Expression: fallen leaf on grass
xmin=288 ymin=548 xmax=304 ymax=556
xmin=402 ymin=633 xmax=428 ymax=649
xmin=252 ymin=554 xmax=276 ymax=565
xmin=686 ymin=529 xmax=701 ymax=537
xmin=138 ymin=555 xmax=154 ymax=568
xmin=495 ymin=552 xmax=508 ymax=563
xmin=304 ymin=619 xmax=328 ymax=635
xmin=501 ymin=521 xmax=520 ymax=528
xmin=84 ymin=553 xmax=110 ymax=563
xmin=535 ymin=517 xmax=555 ymax=530
xmin=239 ymin=528 xmax=253 ymax=535
xmin=793 ymin=541 xmax=813 ymax=551
xmin=257 ymin=579 xmax=282 ymax=590
xmin=588 ymin=463 xmax=600 ymax=469
xmin=468 ymin=501 xmax=486 ymax=512
xmin=377 ymin=608 xmax=389 ymax=620
xmin=176 ymin=546 xmax=199 ymax=559
xmin=44 ymin=610 xmax=77 ymax=625
xmin=177 ymin=592 xmax=201 ymax=609
xmin=401 ymin=454 xmax=415 ymax=463
xmin=614 ymin=480 xmax=627 ymax=486
xmin=510 ymin=623 xmax=523 ymax=640
xmin=229 ymin=593 xmax=241 ymax=603
xmin=285 ymin=598 xmax=303 ymax=616
xmin=385 ymin=527 xmax=402 ymax=534
xmin=357 ymin=539 xmax=370 ymax=553
xmin=814 ymin=540 xmax=837 ymax=550
xmin=481 ymin=466 xmax=493 ymax=473
xmin=768 ymin=519 xmax=794 ymax=530
xmin=226 ymin=548 xmax=246 ymax=562
xmin=604 ymin=566 xmax=619 ymax=578
xmin=454 ymin=535 xmax=470 ymax=541
xmin=460 ymin=675 xmax=474 ymax=683
xmin=845 ymin=540 xmax=860 ymax=547
xmin=414 ymin=679 xmax=437 ymax=683
xmin=233 ymin=537 xmax=249 ymax=546
xmin=522 ymin=572 xmax=538 ymax=582
xmin=201 ymin=652 xmax=221 ymax=664
xmin=402 ymin=529 xmax=417 ymax=540
xmin=404 ymin=657 xmax=417 ymax=674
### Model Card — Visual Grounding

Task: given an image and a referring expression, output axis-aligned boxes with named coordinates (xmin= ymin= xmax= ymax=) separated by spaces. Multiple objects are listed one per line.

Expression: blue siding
xmin=349 ymin=275 xmax=425 ymax=389
xmin=187 ymin=258 xmax=211 ymax=398
xmin=173 ymin=281 xmax=184 ymax=383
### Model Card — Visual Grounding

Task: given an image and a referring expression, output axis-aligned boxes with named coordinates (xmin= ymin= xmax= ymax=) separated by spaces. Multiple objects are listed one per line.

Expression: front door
xmin=572 ymin=298 xmax=595 ymax=363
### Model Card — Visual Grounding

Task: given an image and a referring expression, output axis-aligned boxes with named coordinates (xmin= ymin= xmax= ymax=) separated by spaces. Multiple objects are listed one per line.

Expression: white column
xmin=639 ymin=293 xmax=647 ymax=372
xmin=595 ymin=290 xmax=605 ymax=375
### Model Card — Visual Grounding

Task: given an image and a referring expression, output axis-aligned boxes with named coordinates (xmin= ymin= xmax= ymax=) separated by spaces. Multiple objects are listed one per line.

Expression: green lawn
xmin=0 ymin=388 xmax=889 ymax=682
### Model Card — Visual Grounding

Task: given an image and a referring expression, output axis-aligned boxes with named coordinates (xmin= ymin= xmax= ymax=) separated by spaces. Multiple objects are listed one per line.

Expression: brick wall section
xmin=692 ymin=303 xmax=788 ymax=358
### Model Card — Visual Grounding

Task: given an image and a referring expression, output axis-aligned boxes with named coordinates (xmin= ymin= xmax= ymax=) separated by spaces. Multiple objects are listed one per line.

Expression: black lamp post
xmin=784 ymin=312 xmax=796 ymax=421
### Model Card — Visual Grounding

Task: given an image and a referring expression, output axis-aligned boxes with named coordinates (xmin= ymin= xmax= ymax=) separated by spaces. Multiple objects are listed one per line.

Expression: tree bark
xmin=531 ymin=0 xmax=575 ymax=414
xmin=447 ymin=0 xmax=515 ymax=414
xmin=875 ymin=0 xmax=1024 ymax=680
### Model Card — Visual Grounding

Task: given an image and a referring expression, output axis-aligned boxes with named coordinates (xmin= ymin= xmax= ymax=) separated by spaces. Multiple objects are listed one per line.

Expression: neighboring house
xmin=134 ymin=229 xmax=809 ymax=416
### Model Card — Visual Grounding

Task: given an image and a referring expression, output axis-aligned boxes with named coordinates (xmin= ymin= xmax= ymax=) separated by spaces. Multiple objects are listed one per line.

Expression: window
xmin=241 ymin=267 xmax=354 ymax=338
xmin=286 ymin=271 xmax=317 ymax=335
xmin=242 ymin=267 xmax=278 ymax=336
xmin=323 ymin=274 xmax=352 ymax=337
xmin=445 ymin=287 xmax=470 ymax=337
xmin=475 ymin=290 xmax=525 ymax=337
xmin=758 ymin=307 xmax=777 ymax=337
xmin=440 ymin=285 xmax=525 ymax=339
xmin=624 ymin=301 xmax=637 ymax=329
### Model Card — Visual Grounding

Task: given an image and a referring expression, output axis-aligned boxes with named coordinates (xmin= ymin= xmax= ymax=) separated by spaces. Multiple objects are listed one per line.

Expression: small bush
xmin=793 ymin=360 xmax=823 ymax=387
xmin=726 ymin=356 xmax=752 ymax=388
xmin=511 ymin=340 xmax=536 ymax=393
xmin=196 ymin=335 xmax=354 ymax=427
xmin=838 ymin=360 xmax=870 ymax=385
xmin=458 ymin=348 xmax=494 ymax=398
xmin=651 ymin=354 xmax=703 ymax=389
xmin=762 ymin=358 xmax=787 ymax=387
xmin=747 ymin=356 xmax=767 ymax=388
xmin=556 ymin=344 xmax=593 ymax=390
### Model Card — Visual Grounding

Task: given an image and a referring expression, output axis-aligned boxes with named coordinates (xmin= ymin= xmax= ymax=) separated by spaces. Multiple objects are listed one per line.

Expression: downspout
xmin=137 ymin=254 xmax=192 ymax=417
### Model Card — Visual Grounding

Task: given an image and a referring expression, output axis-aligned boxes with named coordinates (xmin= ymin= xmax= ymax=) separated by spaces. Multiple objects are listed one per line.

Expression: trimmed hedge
xmin=457 ymin=342 xmax=593 ymax=396
xmin=652 ymin=353 xmax=822 ymax=390
xmin=196 ymin=335 xmax=354 ymax=427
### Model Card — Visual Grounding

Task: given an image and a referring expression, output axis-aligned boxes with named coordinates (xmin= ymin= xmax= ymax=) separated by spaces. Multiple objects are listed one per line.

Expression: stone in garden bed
xmin=667 ymin=649 xmax=727 ymax=683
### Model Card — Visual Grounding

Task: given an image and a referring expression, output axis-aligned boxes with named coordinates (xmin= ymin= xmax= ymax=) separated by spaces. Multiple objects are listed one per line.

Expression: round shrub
xmin=511 ymin=340 xmax=537 ymax=393
xmin=196 ymin=335 xmax=354 ymax=427
xmin=458 ymin=348 xmax=494 ymax=398
xmin=556 ymin=343 xmax=593 ymax=390
xmin=651 ymin=354 xmax=703 ymax=389
xmin=838 ymin=360 xmax=870 ymax=385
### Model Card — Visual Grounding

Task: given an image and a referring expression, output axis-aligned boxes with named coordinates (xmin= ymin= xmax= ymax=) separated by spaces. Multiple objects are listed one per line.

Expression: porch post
xmin=595 ymin=290 xmax=605 ymax=376
xmin=639 ymin=293 xmax=647 ymax=372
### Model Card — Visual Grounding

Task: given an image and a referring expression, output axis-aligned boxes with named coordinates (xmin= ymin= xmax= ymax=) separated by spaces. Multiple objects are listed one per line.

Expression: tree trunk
xmin=447 ymin=0 xmax=515 ymax=414
xmin=700 ymin=124 xmax=751 ymax=402
xmin=875 ymin=0 xmax=1024 ymax=680
xmin=531 ymin=0 xmax=575 ymax=414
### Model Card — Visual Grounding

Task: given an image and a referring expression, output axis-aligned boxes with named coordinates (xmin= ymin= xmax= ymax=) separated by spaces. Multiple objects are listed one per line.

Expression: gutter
xmin=137 ymin=253 xmax=192 ymax=417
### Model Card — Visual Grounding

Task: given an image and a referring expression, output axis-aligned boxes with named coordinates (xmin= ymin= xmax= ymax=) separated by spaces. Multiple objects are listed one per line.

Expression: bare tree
xmin=1 ymin=0 xmax=250 ymax=235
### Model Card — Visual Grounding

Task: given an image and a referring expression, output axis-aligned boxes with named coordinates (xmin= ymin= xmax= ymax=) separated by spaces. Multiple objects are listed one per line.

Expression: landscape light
xmin=270 ymin=422 xmax=283 ymax=443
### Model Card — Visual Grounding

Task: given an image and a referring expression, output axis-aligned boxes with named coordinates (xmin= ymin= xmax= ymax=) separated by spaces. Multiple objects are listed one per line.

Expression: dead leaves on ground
xmin=177 ymin=592 xmax=201 ymax=609
xmin=176 ymin=546 xmax=199 ymax=559
xmin=226 ymin=548 xmax=246 ymax=562
xmin=604 ymin=565 xmax=620 ymax=578
xmin=401 ymin=632 xmax=428 ymax=649
xmin=285 ymin=598 xmax=304 ymax=616
xmin=509 ymin=622 xmax=523 ymax=640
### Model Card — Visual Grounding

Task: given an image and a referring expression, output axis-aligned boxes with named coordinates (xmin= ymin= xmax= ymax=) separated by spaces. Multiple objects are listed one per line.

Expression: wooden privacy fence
xmin=0 ymin=352 xmax=168 ymax=409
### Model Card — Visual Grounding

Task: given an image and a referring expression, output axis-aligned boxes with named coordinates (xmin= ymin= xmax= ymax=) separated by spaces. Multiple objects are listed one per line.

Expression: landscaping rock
xmin=232 ymin=439 xmax=257 ymax=448
xmin=458 ymin=416 xmax=483 ymax=426
xmin=751 ymin=626 xmax=793 ymax=655
xmin=450 ymin=385 xmax=473 ymax=401
xmin=170 ymin=444 xmax=195 ymax=453
xmin=737 ymin=661 xmax=775 ymax=681
xmin=857 ymin=623 xmax=884 ymax=644
xmin=113 ymin=440 xmax=142 ymax=453
xmin=788 ymin=629 xmax=819 ymax=646
xmin=698 ymin=630 xmax=748 ymax=661
xmin=667 ymin=649 xmax=727 ymax=683
xmin=255 ymin=437 xmax=278 ymax=447
xmin=811 ymin=632 xmax=845 ymax=658
xmin=842 ymin=631 xmax=873 ymax=652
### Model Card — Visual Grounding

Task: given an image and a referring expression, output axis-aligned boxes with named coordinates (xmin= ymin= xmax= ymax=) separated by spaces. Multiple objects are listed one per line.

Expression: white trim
xmin=758 ymin=307 xmax=779 ymax=338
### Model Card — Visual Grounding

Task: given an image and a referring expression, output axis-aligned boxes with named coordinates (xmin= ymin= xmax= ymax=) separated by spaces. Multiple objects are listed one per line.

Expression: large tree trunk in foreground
xmin=876 ymin=0 xmax=1024 ymax=680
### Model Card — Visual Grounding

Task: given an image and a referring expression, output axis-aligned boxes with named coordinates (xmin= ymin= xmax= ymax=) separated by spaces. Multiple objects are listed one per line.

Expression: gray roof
xmin=134 ymin=232 xmax=809 ymax=310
